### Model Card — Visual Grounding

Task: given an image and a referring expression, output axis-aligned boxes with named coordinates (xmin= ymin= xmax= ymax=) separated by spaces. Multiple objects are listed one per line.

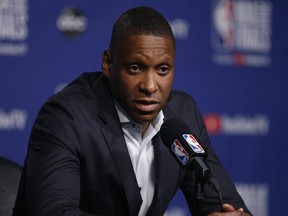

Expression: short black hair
xmin=109 ymin=6 xmax=175 ymax=50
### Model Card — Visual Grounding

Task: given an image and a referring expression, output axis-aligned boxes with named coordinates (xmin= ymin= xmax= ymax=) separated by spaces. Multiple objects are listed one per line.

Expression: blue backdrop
xmin=1 ymin=1 xmax=287 ymax=215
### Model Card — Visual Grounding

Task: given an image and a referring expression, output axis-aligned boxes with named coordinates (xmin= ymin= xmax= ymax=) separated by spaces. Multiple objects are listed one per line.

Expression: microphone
xmin=160 ymin=118 xmax=222 ymax=205
xmin=160 ymin=118 xmax=210 ymax=178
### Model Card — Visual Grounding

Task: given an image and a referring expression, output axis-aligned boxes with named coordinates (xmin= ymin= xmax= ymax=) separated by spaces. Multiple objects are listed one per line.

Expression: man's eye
xmin=158 ymin=66 xmax=169 ymax=75
xmin=129 ymin=65 xmax=141 ymax=73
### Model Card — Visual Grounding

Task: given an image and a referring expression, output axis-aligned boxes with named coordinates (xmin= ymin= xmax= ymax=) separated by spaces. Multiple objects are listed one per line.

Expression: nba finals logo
xmin=211 ymin=0 xmax=272 ymax=67
xmin=0 ymin=0 xmax=29 ymax=56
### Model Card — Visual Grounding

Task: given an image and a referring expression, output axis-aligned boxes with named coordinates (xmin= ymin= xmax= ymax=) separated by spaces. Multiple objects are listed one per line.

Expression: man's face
xmin=103 ymin=35 xmax=175 ymax=124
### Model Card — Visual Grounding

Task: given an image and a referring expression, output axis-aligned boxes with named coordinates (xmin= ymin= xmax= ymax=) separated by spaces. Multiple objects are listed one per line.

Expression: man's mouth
xmin=134 ymin=100 xmax=159 ymax=112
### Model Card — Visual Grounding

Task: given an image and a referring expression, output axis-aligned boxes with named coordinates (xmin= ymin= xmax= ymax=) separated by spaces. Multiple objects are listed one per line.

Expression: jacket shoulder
xmin=165 ymin=90 xmax=207 ymax=140
xmin=167 ymin=90 xmax=199 ymax=113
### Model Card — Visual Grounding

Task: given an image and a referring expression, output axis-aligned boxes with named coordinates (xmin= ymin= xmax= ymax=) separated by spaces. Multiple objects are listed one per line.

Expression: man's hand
xmin=208 ymin=203 xmax=251 ymax=216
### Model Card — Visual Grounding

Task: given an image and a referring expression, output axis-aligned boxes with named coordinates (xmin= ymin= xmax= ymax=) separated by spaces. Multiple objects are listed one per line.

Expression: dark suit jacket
xmin=13 ymin=72 xmax=250 ymax=216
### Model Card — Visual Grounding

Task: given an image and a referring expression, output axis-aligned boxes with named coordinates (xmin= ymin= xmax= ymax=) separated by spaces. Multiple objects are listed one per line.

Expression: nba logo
xmin=171 ymin=139 xmax=189 ymax=165
xmin=212 ymin=0 xmax=235 ymax=50
xmin=183 ymin=134 xmax=205 ymax=154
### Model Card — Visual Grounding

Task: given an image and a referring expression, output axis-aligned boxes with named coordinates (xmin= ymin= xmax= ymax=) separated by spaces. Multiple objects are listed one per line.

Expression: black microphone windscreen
xmin=160 ymin=119 xmax=191 ymax=147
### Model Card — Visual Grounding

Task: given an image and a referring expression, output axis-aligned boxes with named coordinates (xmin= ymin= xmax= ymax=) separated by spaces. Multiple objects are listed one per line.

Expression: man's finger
xmin=222 ymin=203 xmax=236 ymax=211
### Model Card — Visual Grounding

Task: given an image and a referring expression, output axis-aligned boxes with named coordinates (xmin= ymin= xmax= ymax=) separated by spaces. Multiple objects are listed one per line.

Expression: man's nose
xmin=139 ymin=70 xmax=158 ymax=95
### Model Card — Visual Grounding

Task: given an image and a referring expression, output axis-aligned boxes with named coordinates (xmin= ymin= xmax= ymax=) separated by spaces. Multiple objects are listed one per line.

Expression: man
xmin=13 ymin=6 xmax=251 ymax=216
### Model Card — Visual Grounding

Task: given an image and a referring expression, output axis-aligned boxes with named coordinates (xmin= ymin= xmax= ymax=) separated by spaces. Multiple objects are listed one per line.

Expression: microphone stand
xmin=191 ymin=158 xmax=223 ymax=216
xmin=194 ymin=179 xmax=205 ymax=216
xmin=193 ymin=165 xmax=206 ymax=216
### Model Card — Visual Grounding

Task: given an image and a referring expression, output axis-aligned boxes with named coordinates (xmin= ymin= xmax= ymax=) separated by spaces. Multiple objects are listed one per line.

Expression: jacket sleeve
xmin=24 ymin=130 xmax=97 ymax=216
xmin=14 ymin=100 xmax=100 ymax=216
xmin=166 ymin=91 xmax=251 ymax=215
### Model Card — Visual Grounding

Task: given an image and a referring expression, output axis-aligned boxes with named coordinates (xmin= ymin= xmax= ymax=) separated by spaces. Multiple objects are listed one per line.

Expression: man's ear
xmin=102 ymin=49 xmax=112 ymax=77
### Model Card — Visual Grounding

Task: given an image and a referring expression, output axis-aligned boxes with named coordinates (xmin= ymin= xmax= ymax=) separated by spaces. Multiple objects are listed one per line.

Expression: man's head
xmin=109 ymin=6 xmax=175 ymax=51
xmin=102 ymin=7 xmax=175 ymax=128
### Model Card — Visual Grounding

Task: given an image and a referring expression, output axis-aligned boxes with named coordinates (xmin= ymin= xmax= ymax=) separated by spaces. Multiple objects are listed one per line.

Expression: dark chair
xmin=0 ymin=157 xmax=22 ymax=216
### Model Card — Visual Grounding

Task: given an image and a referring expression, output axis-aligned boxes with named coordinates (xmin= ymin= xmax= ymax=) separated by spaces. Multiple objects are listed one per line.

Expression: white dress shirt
xmin=115 ymin=103 xmax=164 ymax=216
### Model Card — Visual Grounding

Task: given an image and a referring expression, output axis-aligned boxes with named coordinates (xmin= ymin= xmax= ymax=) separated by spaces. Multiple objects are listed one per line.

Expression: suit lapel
xmin=93 ymin=75 xmax=142 ymax=215
xmin=146 ymin=108 xmax=183 ymax=215
xmin=101 ymin=122 xmax=142 ymax=215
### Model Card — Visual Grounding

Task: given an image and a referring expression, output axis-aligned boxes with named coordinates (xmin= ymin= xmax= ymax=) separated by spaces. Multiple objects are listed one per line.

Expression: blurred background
xmin=1 ymin=0 xmax=287 ymax=215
